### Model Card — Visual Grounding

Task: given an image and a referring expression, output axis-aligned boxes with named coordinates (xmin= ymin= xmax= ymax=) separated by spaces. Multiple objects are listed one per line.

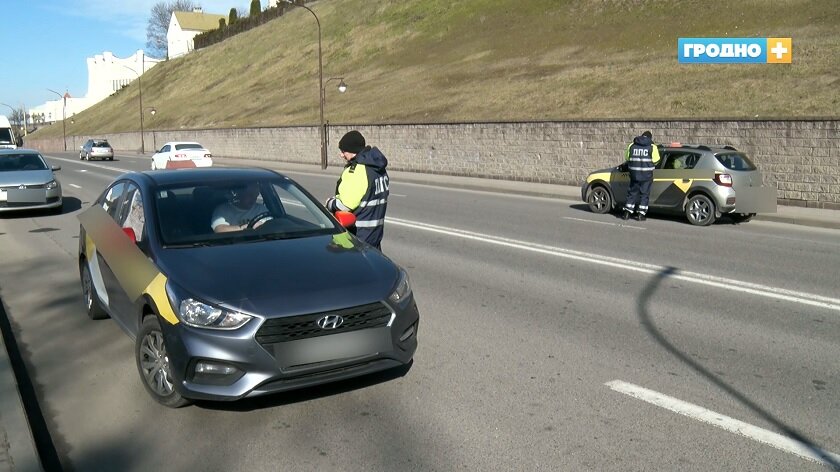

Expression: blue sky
xmin=1 ymin=1 xmax=261 ymax=115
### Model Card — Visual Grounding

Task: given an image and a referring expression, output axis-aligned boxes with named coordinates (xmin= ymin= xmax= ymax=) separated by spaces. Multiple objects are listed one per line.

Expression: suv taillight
xmin=714 ymin=173 xmax=733 ymax=187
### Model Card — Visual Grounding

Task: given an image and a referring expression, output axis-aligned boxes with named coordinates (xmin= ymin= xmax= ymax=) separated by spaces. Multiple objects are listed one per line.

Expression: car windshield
xmin=0 ymin=153 xmax=48 ymax=171
xmin=715 ymin=152 xmax=757 ymax=171
xmin=174 ymin=143 xmax=204 ymax=150
xmin=154 ymin=177 xmax=341 ymax=247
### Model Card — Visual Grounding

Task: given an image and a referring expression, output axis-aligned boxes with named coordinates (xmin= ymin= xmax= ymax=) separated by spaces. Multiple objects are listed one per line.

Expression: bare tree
xmin=146 ymin=0 xmax=198 ymax=58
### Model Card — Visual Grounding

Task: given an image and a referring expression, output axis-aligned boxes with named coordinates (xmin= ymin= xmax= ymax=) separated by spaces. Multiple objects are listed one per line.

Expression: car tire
xmin=81 ymin=263 xmax=108 ymax=320
xmin=685 ymin=194 xmax=716 ymax=226
xmin=79 ymin=152 xmax=84 ymax=160
xmin=85 ymin=152 xmax=91 ymax=161
xmin=586 ymin=185 xmax=612 ymax=214
xmin=108 ymin=156 xmax=114 ymax=161
xmin=136 ymin=315 xmax=192 ymax=408
xmin=730 ymin=213 xmax=755 ymax=224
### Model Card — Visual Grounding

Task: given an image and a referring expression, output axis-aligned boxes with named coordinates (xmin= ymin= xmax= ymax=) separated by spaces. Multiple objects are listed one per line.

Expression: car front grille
xmin=255 ymin=302 xmax=392 ymax=347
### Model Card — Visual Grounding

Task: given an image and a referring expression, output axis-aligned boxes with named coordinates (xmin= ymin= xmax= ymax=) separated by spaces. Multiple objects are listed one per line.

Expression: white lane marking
xmin=391 ymin=193 xmax=407 ymax=197
xmin=69 ymin=184 xmax=82 ymax=189
xmin=46 ymin=155 xmax=129 ymax=173
xmin=386 ymin=217 xmax=840 ymax=312
xmin=78 ymin=169 xmax=87 ymax=172
xmin=605 ymin=380 xmax=840 ymax=467
xmin=563 ymin=216 xmax=645 ymax=230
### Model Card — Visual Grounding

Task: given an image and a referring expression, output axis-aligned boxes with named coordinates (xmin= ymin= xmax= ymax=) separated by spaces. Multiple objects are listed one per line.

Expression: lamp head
xmin=338 ymin=80 xmax=347 ymax=93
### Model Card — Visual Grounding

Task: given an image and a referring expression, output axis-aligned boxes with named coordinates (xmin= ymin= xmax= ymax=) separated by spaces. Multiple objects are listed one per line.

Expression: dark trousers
xmin=625 ymin=178 xmax=652 ymax=214
xmin=355 ymin=226 xmax=384 ymax=250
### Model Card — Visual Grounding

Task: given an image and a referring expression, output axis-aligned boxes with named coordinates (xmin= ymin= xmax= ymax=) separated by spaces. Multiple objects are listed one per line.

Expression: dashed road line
xmin=606 ymin=380 xmax=840 ymax=468
xmin=69 ymin=184 xmax=82 ymax=189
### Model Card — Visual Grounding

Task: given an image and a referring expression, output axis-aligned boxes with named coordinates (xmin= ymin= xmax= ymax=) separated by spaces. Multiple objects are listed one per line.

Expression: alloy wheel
xmin=139 ymin=331 xmax=175 ymax=397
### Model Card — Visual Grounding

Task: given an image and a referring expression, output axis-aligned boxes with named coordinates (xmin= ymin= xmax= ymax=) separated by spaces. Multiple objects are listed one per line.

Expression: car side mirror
xmin=51 ymin=165 xmax=61 ymax=171
xmin=15 ymin=137 xmax=23 ymax=147
xmin=334 ymin=211 xmax=356 ymax=228
xmin=617 ymin=163 xmax=628 ymax=172
xmin=122 ymin=227 xmax=137 ymax=243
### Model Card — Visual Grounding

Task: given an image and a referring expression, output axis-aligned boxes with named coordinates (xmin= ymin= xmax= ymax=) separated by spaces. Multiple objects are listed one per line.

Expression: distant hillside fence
xmin=27 ymin=119 xmax=840 ymax=209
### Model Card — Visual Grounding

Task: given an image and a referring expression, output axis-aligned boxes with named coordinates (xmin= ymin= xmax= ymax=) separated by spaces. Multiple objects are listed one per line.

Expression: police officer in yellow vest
xmin=622 ymin=130 xmax=661 ymax=221
xmin=326 ymin=131 xmax=390 ymax=250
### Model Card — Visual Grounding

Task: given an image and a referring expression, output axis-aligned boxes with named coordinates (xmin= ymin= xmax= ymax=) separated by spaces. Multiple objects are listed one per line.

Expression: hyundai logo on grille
xmin=316 ymin=315 xmax=344 ymax=330
xmin=19 ymin=184 xmax=26 ymax=189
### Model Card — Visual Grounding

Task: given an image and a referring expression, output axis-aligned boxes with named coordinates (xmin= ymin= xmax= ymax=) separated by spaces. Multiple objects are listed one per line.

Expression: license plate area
xmin=6 ymin=188 xmax=47 ymax=203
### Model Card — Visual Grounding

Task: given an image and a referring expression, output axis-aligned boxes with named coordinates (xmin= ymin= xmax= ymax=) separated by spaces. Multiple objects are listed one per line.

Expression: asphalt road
xmin=0 ymin=152 xmax=838 ymax=471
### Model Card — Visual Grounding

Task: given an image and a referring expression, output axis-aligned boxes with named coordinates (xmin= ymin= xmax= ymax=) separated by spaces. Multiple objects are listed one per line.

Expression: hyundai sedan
xmin=0 ymin=149 xmax=62 ymax=213
xmin=77 ymin=167 xmax=419 ymax=407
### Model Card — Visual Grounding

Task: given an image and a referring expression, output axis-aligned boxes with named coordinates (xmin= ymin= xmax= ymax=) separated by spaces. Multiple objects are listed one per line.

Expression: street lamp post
xmin=144 ymin=107 xmax=157 ymax=151
xmin=284 ymin=0 xmax=328 ymax=169
xmin=322 ymin=77 xmax=347 ymax=155
xmin=122 ymin=64 xmax=146 ymax=154
xmin=46 ymin=89 xmax=67 ymax=150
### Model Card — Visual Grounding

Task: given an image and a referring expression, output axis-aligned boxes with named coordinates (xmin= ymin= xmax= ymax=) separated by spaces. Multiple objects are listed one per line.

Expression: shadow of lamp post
xmin=46 ymin=88 xmax=67 ymax=150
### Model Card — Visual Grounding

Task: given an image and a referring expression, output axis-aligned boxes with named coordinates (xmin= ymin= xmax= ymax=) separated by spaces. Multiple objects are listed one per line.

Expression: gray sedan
xmin=0 ymin=149 xmax=62 ymax=214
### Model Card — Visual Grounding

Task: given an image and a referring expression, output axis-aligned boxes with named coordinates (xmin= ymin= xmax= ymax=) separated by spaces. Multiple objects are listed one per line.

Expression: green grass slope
xmin=44 ymin=0 xmax=840 ymax=138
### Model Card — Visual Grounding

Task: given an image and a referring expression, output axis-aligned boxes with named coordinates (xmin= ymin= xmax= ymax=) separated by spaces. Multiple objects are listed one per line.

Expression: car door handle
xmin=682 ymin=179 xmax=690 ymax=183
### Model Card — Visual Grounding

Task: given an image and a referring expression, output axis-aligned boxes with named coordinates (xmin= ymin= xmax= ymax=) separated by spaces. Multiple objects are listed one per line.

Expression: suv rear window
xmin=94 ymin=140 xmax=110 ymax=147
xmin=715 ymin=152 xmax=756 ymax=171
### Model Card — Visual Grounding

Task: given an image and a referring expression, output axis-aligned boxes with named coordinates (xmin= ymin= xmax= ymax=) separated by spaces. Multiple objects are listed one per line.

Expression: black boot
xmin=636 ymin=213 xmax=647 ymax=221
xmin=621 ymin=210 xmax=631 ymax=220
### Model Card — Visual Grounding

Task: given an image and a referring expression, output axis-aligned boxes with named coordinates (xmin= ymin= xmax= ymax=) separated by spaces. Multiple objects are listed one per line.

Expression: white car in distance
xmin=151 ymin=142 xmax=213 ymax=170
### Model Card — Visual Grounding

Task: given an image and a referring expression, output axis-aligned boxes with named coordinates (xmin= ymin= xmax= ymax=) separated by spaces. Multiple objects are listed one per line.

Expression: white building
xmin=30 ymin=50 xmax=162 ymax=124
xmin=167 ymin=9 xmax=226 ymax=59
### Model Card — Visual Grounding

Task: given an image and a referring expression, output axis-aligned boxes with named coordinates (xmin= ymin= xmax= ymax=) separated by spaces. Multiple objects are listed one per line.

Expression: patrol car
xmin=78 ymin=168 xmax=418 ymax=407
xmin=582 ymin=144 xmax=776 ymax=226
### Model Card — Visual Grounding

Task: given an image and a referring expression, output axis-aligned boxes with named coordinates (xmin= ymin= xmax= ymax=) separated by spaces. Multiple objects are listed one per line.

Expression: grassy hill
xmin=38 ymin=0 xmax=840 ymax=138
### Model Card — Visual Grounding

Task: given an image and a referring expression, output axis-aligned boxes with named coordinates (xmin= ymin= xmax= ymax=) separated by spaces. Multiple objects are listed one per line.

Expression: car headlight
xmin=178 ymin=298 xmax=252 ymax=329
xmin=45 ymin=180 xmax=58 ymax=190
xmin=388 ymin=269 xmax=412 ymax=304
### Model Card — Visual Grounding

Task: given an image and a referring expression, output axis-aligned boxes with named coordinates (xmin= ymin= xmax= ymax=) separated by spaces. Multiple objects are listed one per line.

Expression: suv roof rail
xmin=722 ymin=145 xmax=738 ymax=151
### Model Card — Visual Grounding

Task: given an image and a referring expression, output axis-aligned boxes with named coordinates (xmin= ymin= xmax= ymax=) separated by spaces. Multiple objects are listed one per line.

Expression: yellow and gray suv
xmin=582 ymin=144 xmax=776 ymax=226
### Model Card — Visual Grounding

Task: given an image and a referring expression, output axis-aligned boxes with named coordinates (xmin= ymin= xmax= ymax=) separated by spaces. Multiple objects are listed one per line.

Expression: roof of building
xmin=172 ymin=11 xmax=226 ymax=32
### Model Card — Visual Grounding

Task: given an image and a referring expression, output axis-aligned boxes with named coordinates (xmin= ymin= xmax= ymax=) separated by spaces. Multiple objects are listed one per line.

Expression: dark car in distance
xmin=77 ymin=167 xmax=419 ymax=407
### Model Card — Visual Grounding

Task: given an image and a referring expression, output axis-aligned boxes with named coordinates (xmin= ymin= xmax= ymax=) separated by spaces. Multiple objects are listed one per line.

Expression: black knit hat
xmin=339 ymin=130 xmax=366 ymax=154
xmin=642 ymin=130 xmax=652 ymax=138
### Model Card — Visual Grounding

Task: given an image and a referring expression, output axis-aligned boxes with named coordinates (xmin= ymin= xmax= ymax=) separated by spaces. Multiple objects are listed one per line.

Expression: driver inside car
xmin=211 ymin=182 xmax=270 ymax=233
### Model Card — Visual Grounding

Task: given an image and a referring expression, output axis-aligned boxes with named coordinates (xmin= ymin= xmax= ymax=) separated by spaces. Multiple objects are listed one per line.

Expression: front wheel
xmin=136 ymin=316 xmax=192 ymax=408
xmin=586 ymin=185 xmax=612 ymax=214
xmin=685 ymin=194 xmax=716 ymax=226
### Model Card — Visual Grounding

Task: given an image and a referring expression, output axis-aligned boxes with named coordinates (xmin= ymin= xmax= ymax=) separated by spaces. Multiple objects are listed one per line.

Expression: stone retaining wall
xmin=27 ymin=120 xmax=840 ymax=209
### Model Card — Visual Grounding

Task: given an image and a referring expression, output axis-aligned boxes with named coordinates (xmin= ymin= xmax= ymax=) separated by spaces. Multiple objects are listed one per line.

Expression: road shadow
xmin=196 ymin=361 xmax=414 ymax=412
xmin=0 ymin=197 xmax=82 ymax=220
xmin=638 ymin=266 xmax=840 ymax=469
